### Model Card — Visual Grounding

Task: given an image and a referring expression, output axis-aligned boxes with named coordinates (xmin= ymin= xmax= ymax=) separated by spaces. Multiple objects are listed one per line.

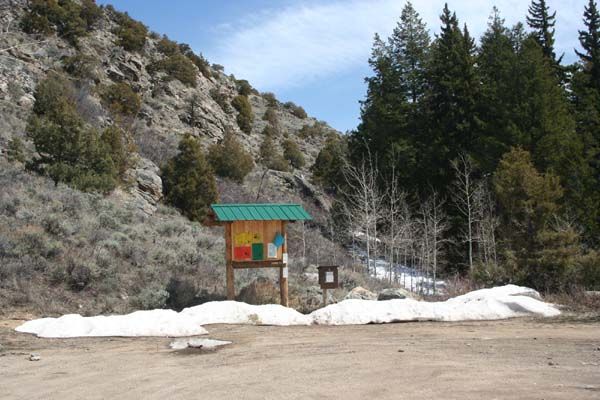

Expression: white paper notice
xmin=267 ymin=243 xmax=277 ymax=258
xmin=282 ymin=267 xmax=288 ymax=278
xmin=282 ymin=253 xmax=288 ymax=264
xmin=326 ymin=271 xmax=334 ymax=283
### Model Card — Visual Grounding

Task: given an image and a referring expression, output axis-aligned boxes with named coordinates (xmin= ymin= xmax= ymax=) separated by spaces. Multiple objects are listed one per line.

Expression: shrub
xmin=114 ymin=12 xmax=148 ymax=52
xmin=282 ymin=139 xmax=305 ymax=169
xmin=262 ymin=92 xmax=278 ymax=107
xmin=178 ymin=44 xmax=211 ymax=79
xmin=67 ymin=261 xmax=96 ymax=290
xmin=21 ymin=0 xmax=101 ymax=45
xmin=236 ymin=79 xmax=254 ymax=96
xmin=166 ymin=277 xmax=197 ymax=310
xmin=156 ymin=35 xmax=179 ymax=56
xmin=62 ymin=53 xmax=98 ymax=81
xmin=148 ymin=53 xmax=197 ymax=87
xmin=27 ymin=73 xmax=118 ymax=193
xmin=284 ymin=101 xmax=308 ymax=119
xmin=259 ymin=135 xmax=289 ymax=172
xmin=262 ymin=107 xmax=279 ymax=128
xmin=132 ymin=284 xmax=169 ymax=310
xmin=101 ymin=125 xmax=129 ymax=176
xmin=161 ymin=134 xmax=218 ymax=222
xmin=210 ymin=89 xmax=231 ymax=113
xmin=576 ymin=251 xmax=600 ymax=290
xmin=261 ymin=124 xmax=278 ymax=137
xmin=100 ymin=82 xmax=141 ymax=118
xmin=298 ymin=121 xmax=327 ymax=139
xmin=7 ymin=137 xmax=26 ymax=163
xmin=231 ymin=95 xmax=254 ymax=134
xmin=207 ymin=130 xmax=254 ymax=183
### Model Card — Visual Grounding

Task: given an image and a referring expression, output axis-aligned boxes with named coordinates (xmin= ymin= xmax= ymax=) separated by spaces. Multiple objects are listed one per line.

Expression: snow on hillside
xmin=16 ymin=285 xmax=560 ymax=338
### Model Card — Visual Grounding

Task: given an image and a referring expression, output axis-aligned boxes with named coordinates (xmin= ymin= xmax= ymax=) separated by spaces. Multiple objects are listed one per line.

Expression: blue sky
xmin=97 ymin=0 xmax=588 ymax=133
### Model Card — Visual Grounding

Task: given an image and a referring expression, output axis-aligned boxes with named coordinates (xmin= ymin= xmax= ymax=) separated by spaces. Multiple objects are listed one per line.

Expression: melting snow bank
xmin=311 ymin=285 xmax=560 ymax=325
xmin=15 ymin=302 xmax=311 ymax=338
xmin=180 ymin=301 xmax=312 ymax=326
xmin=15 ymin=285 xmax=559 ymax=338
xmin=15 ymin=310 xmax=209 ymax=338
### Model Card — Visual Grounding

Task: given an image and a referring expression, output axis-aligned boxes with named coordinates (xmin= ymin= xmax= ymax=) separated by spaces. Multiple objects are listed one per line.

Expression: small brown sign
xmin=318 ymin=266 xmax=339 ymax=289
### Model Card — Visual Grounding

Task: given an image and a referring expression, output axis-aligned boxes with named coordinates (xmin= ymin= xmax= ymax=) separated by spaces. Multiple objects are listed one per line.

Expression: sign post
xmin=317 ymin=266 xmax=339 ymax=306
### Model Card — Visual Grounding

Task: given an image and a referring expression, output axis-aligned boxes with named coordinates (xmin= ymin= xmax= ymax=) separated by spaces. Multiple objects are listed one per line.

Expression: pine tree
xmin=477 ymin=8 xmax=519 ymax=170
xmin=207 ymin=130 xmax=254 ymax=182
xmin=388 ymin=1 xmax=430 ymax=103
xmin=571 ymin=0 xmax=600 ymax=243
xmin=423 ymin=4 xmax=480 ymax=189
xmin=576 ymin=0 xmax=600 ymax=90
xmin=161 ymin=134 xmax=218 ymax=222
xmin=352 ymin=33 xmax=404 ymax=159
xmin=26 ymin=73 xmax=117 ymax=193
xmin=526 ymin=0 xmax=563 ymax=64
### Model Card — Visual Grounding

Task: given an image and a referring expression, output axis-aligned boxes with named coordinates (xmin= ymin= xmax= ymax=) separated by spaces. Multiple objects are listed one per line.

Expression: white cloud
xmin=208 ymin=0 xmax=587 ymax=91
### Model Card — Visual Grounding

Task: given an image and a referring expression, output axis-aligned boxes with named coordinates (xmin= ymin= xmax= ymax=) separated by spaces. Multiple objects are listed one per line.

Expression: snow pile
xmin=15 ymin=285 xmax=559 ymax=338
xmin=181 ymin=301 xmax=313 ymax=326
xmin=311 ymin=285 xmax=560 ymax=325
xmin=15 ymin=310 xmax=208 ymax=338
xmin=170 ymin=338 xmax=231 ymax=350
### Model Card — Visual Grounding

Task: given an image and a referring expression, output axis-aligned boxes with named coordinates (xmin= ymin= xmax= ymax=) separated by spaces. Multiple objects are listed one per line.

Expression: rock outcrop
xmin=123 ymin=156 xmax=163 ymax=215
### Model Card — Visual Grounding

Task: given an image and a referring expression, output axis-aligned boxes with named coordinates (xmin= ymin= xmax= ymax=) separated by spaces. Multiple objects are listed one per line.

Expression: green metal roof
xmin=210 ymin=203 xmax=312 ymax=222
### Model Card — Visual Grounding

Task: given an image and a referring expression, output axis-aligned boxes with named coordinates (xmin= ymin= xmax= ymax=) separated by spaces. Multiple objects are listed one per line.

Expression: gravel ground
xmin=1 ymin=317 xmax=599 ymax=399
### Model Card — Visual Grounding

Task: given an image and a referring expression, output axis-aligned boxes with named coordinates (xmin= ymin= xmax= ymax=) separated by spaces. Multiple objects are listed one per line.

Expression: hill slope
xmin=0 ymin=0 xmax=355 ymax=315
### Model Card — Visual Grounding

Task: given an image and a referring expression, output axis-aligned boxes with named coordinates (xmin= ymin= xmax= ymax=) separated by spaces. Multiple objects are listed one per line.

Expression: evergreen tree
xmin=576 ymin=0 xmax=600 ymax=90
xmin=259 ymin=134 xmax=288 ymax=172
xmin=282 ymin=139 xmax=305 ymax=169
xmin=571 ymin=0 xmax=600 ymax=243
xmin=311 ymin=136 xmax=347 ymax=192
xmin=422 ymin=4 xmax=480 ymax=189
xmin=388 ymin=1 xmax=430 ymax=103
xmin=161 ymin=134 xmax=218 ymax=222
xmin=526 ymin=0 xmax=563 ymax=64
xmin=26 ymin=73 xmax=117 ymax=193
xmin=477 ymin=8 xmax=520 ymax=170
xmin=207 ymin=130 xmax=254 ymax=182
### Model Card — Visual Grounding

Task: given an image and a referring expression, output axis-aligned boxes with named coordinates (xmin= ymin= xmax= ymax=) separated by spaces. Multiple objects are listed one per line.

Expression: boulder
xmin=378 ymin=288 xmax=411 ymax=301
xmin=237 ymin=277 xmax=279 ymax=305
xmin=345 ymin=286 xmax=377 ymax=301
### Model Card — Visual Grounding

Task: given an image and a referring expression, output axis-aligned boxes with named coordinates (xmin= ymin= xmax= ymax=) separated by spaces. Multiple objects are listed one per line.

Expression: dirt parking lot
xmin=1 ymin=317 xmax=599 ymax=399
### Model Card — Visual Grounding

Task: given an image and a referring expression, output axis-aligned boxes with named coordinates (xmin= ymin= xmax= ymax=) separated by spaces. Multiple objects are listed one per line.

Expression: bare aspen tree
xmin=474 ymin=179 xmax=499 ymax=270
xmin=341 ymin=152 xmax=385 ymax=275
xmin=383 ymin=163 xmax=406 ymax=283
xmin=418 ymin=189 xmax=447 ymax=295
xmin=451 ymin=153 xmax=477 ymax=273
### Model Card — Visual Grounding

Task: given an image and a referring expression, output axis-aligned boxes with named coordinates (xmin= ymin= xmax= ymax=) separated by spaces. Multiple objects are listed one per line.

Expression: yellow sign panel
xmin=234 ymin=232 xmax=261 ymax=246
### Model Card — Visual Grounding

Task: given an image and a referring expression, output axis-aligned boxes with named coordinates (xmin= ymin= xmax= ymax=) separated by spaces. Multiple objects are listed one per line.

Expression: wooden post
xmin=322 ymin=288 xmax=328 ymax=306
xmin=225 ymin=222 xmax=235 ymax=300
xmin=280 ymin=221 xmax=289 ymax=307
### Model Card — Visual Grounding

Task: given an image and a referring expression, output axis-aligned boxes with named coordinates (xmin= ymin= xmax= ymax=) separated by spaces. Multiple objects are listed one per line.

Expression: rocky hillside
xmin=0 ymin=1 xmax=361 ymax=316
xmin=0 ymin=0 xmax=337 ymax=214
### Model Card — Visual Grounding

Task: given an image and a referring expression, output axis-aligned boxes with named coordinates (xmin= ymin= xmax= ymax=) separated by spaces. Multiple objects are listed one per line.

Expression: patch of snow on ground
xmin=170 ymin=338 xmax=231 ymax=350
xmin=310 ymin=285 xmax=560 ymax=325
xmin=181 ymin=301 xmax=313 ymax=326
xmin=15 ymin=285 xmax=559 ymax=338
xmin=15 ymin=310 xmax=208 ymax=338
